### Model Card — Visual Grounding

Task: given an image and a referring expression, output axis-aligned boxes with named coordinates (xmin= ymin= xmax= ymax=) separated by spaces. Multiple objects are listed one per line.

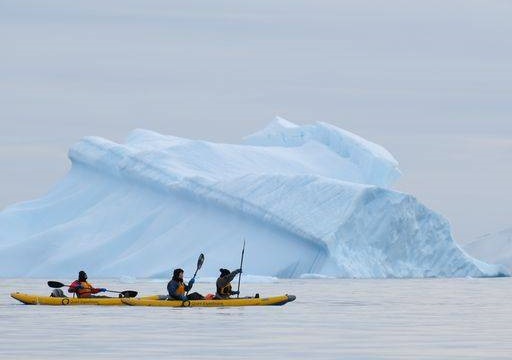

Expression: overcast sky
xmin=1 ymin=0 xmax=511 ymax=243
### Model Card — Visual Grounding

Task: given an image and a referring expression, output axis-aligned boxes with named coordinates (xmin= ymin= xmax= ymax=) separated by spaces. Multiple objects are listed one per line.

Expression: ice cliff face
xmin=0 ymin=118 xmax=507 ymax=278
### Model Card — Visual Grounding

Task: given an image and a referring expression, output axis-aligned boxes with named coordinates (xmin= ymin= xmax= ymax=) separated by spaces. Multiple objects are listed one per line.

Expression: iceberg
xmin=464 ymin=228 xmax=512 ymax=271
xmin=0 ymin=118 xmax=507 ymax=278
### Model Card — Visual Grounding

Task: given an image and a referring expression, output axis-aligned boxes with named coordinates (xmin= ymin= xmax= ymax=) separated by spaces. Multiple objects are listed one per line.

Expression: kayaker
xmin=215 ymin=268 xmax=242 ymax=299
xmin=68 ymin=271 xmax=107 ymax=298
xmin=167 ymin=268 xmax=204 ymax=301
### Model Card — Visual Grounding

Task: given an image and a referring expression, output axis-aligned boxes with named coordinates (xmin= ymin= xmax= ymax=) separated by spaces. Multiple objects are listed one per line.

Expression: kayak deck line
xmin=10 ymin=292 xmax=296 ymax=307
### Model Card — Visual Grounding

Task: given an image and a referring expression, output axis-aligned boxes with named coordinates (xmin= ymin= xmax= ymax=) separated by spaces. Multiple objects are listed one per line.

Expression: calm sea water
xmin=1 ymin=277 xmax=511 ymax=359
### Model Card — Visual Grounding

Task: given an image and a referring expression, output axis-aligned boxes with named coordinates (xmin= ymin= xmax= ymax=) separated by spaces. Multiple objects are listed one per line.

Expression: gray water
xmin=1 ymin=278 xmax=511 ymax=359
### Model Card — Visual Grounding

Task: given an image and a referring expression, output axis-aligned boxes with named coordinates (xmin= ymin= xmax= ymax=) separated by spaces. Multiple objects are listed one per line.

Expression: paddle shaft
xmin=236 ymin=240 xmax=245 ymax=298
xmin=69 ymin=288 xmax=120 ymax=295
xmin=73 ymin=288 xmax=137 ymax=298
xmin=103 ymin=289 xmax=125 ymax=294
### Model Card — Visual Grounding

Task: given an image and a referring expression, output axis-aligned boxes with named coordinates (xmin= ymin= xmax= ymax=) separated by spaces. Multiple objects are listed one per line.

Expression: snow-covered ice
xmin=0 ymin=118 xmax=507 ymax=278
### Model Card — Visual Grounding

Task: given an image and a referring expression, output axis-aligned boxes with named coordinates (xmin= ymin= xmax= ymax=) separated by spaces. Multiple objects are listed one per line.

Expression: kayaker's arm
xmin=88 ymin=284 xmax=107 ymax=294
xmin=167 ymin=281 xmax=178 ymax=296
xmin=68 ymin=280 xmax=81 ymax=293
xmin=184 ymin=278 xmax=195 ymax=292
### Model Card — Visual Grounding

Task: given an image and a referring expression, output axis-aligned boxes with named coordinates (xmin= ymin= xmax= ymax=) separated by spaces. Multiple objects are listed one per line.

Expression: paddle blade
xmin=119 ymin=290 xmax=138 ymax=298
xmin=47 ymin=281 xmax=66 ymax=288
xmin=197 ymin=253 xmax=205 ymax=271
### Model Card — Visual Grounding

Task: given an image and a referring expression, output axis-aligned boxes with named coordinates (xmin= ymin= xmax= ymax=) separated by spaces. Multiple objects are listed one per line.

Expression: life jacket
xmin=217 ymin=282 xmax=232 ymax=296
xmin=70 ymin=280 xmax=99 ymax=298
xmin=176 ymin=282 xmax=186 ymax=295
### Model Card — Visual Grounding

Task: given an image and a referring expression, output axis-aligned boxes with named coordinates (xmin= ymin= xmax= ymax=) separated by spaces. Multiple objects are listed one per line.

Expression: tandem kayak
xmin=121 ymin=294 xmax=296 ymax=307
xmin=10 ymin=292 xmax=161 ymax=306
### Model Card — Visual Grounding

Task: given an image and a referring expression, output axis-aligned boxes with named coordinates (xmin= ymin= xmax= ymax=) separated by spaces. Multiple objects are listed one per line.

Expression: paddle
xmin=47 ymin=281 xmax=138 ymax=298
xmin=186 ymin=253 xmax=205 ymax=295
xmin=236 ymin=239 xmax=246 ymax=298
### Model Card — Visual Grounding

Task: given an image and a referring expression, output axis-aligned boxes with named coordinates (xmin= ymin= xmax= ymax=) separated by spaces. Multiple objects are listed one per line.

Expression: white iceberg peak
xmin=271 ymin=116 xmax=299 ymax=128
xmin=244 ymin=118 xmax=401 ymax=188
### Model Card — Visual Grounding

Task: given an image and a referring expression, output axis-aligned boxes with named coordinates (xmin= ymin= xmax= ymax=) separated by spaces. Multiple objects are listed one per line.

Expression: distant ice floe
xmin=464 ymin=227 xmax=512 ymax=272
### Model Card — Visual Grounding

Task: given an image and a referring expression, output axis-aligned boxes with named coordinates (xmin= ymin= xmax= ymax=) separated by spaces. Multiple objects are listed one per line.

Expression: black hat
xmin=78 ymin=270 xmax=87 ymax=282
xmin=219 ymin=268 xmax=230 ymax=277
xmin=173 ymin=268 xmax=184 ymax=280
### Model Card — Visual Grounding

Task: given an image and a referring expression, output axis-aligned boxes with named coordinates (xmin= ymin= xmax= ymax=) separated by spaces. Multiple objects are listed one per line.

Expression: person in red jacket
xmin=68 ymin=271 xmax=107 ymax=298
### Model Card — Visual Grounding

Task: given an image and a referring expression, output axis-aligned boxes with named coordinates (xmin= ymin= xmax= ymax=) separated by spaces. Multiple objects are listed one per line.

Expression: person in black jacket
xmin=167 ymin=268 xmax=204 ymax=301
xmin=215 ymin=268 xmax=242 ymax=299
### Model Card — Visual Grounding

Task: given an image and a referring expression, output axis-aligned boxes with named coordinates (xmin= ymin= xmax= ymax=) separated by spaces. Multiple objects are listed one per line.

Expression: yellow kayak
xmin=121 ymin=294 xmax=296 ymax=307
xmin=10 ymin=292 xmax=161 ymax=306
